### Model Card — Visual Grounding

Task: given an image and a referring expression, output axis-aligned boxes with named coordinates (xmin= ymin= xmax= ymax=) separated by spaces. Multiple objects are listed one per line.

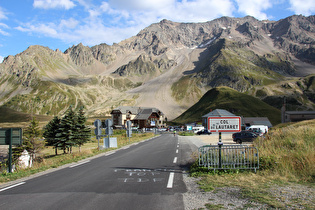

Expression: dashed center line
xmin=173 ymin=157 xmax=177 ymax=163
xmin=167 ymin=172 xmax=174 ymax=188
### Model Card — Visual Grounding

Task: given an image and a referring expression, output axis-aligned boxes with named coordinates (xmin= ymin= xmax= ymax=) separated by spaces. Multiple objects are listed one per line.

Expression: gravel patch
xmin=269 ymin=185 xmax=315 ymax=209
xmin=182 ymin=172 xmax=314 ymax=210
xmin=182 ymin=173 xmax=268 ymax=210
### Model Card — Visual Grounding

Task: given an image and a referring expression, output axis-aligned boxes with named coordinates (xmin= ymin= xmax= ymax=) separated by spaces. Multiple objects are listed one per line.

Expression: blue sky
xmin=0 ymin=0 xmax=314 ymax=62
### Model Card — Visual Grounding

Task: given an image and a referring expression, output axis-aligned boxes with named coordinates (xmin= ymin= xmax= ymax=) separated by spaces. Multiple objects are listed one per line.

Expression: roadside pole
xmin=8 ymin=128 xmax=13 ymax=173
xmin=126 ymin=120 xmax=132 ymax=143
xmin=218 ymin=131 xmax=222 ymax=168
xmin=94 ymin=119 xmax=102 ymax=150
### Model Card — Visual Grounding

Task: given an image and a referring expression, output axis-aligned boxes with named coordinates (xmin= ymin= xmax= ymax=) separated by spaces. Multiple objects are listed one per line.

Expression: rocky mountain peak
xmin=64 ymin=43 xmax=95 ymax=66
xmin=159 ymin=19 xmax=174 ymax=25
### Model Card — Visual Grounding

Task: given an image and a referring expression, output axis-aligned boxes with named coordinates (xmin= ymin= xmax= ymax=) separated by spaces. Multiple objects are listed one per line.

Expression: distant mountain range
xmin=0 ymin=15 xmax=314 ymax=123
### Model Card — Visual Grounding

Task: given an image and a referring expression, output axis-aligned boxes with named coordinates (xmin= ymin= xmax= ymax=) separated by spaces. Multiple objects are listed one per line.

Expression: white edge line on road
xmin=173 ymin=157 xmax=177 ymax=163
xmin=0 ymin=182 xmax=25 ymax=192
xmin=167 ymin=172 xmax=174 ymax=188
xmin=105 ymin=151 xmax=116 ymax=156
xmin=69 ymin=160 xmax=90 ymax=168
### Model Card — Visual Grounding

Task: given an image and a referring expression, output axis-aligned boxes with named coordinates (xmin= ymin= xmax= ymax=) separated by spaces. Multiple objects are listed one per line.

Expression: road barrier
xmin=198 ymin=145 xmax=259 ymax=172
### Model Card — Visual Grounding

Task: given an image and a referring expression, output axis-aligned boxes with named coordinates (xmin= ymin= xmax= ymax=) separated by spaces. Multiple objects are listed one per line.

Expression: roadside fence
xmin=198 ymin=144 xmax=259 ymax=172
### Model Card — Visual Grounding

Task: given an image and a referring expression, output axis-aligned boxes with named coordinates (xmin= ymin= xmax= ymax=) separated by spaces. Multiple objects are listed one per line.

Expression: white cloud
xmin=0 ymin=23 xmax=9 ymax=28
xmin=289 ymin=0 xmax=315 ymax=16
xmin=0 ymin=29 xmax=9 ymax=36
xmin=172 ymin=0 xmax=235 ymax=22
xmin=59 ymin=18 xmax=79 ymax=29
xmin=108 ymin=0 xmax=175 ymax=11
xmin=236 ymin=0 xmax=272 ymax=20
xmin=14 ymin=17 xmax=133 ymax=47
xmin=74 ymin=23 xmax=140 ymax=46
xmin=0 ymin=55 xmax=3 ymax=63
xmin=0 ymin=7 xmax=9 ymax=37
xmin=16 ymin=17 xmax=81 ymax=37
xmin=33 ymin=0 xmax=76 ymax=10
xmin=0 ymin=7 xmax=8 ymax=20
xmin=0 ymin=22 xmax=9 ymax=36
xmin=16 ymin=23 xmax=58 ymax=37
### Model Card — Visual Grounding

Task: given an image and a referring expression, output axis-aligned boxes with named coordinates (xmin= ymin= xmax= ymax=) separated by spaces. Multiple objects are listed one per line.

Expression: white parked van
xmin=192 ymin=126 xmax=204 ymax=133
xmin=246 ymin=125 xmax=268 ymax=136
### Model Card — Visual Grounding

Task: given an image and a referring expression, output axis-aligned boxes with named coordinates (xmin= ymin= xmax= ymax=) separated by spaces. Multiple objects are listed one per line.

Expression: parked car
xmin=247 ymin=127 xmax=264 ymax=136
xmin=196 ymin=130 xmax=212 ymax=135
xmin=232 ymin=131 xmax=258 ymax=144
xmin=246 ymin=125 xmax=268 ymax=135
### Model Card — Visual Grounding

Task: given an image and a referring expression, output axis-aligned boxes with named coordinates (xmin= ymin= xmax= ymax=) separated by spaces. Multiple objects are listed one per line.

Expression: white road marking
xmin=176 ymin=149 xmax=178 ymax=153
xmin=0 ymin=182 xmax=25 ymax=192
xmin=173 ymin=157 xmax=177 ymax=163
xmin=167 ymin=172 xmax=174 ymax=188
xmin=69 ymin=160 xmax=90 ymax=168
xmin=105 ymin=151 xmax=116 ymax=156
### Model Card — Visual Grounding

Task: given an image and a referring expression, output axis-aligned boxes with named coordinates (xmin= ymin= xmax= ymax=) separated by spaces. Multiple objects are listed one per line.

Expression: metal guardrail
xmin=198 ymin=144 xmax=259 ymax=172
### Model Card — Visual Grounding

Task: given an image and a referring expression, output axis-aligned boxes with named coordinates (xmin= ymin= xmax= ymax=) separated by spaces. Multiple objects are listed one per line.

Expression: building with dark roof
xmin=110 ymin=106 xmax=166 ymax=129
xmin=282 ymin=111 xmax=315 ymax=123
xmin=281 ymin=100 xmax=315 ymax=123
xmin=242 ymin=117 xmax=272 ymax=128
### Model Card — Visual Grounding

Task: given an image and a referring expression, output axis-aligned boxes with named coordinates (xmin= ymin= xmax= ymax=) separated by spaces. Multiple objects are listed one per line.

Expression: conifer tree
xmin=13 ymin=117 xmax=44 ymax=166
xmin=74 ymin=107 xmax=91 ymax=152
xmin=24 ymin=117 xmax=44 ymax=160
xmin=56 ymin=106 xmax=76 ymax=154
xmin=43 ymin=116 xmax=61 ymax=155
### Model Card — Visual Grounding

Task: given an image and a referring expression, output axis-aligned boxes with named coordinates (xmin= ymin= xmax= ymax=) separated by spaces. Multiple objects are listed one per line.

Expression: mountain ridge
xmin=0 ymin=15 xmax=314 ymax=121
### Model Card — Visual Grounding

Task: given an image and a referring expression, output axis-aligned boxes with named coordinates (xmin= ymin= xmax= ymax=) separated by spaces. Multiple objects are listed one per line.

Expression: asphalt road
xmin=0 ymin=134 xmax=197 ymax=210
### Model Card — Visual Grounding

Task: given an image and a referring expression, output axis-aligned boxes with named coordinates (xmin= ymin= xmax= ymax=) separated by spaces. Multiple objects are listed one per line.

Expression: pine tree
xmin=74 ymin=107 xmax=91 ymax=152
xmin=15 ymin=117 xmax=44 ymax=165
xmin=43 ymin=116 xmax=61 ymax=155
xmin=56 ymin=106 xmax=76 ymax=154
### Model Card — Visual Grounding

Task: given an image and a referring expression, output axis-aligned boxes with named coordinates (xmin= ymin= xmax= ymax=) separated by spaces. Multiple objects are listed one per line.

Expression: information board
xmin=0 ymin=128 xmax=23 ymax=145
xmin=208 ymin=117 xmax=241 ymax=133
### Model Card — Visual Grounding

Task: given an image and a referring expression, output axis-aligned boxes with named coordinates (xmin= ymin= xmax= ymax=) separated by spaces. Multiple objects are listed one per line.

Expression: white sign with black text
xmin=208 ymin=117 xmax=241 ymax=132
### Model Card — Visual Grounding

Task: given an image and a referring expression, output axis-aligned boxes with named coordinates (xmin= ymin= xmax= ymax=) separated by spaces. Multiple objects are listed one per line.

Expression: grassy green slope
xmin=173 ymin=86 xmax=281 ymax=125
xmin=0 ymin=106 xmax=52 ymax=123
